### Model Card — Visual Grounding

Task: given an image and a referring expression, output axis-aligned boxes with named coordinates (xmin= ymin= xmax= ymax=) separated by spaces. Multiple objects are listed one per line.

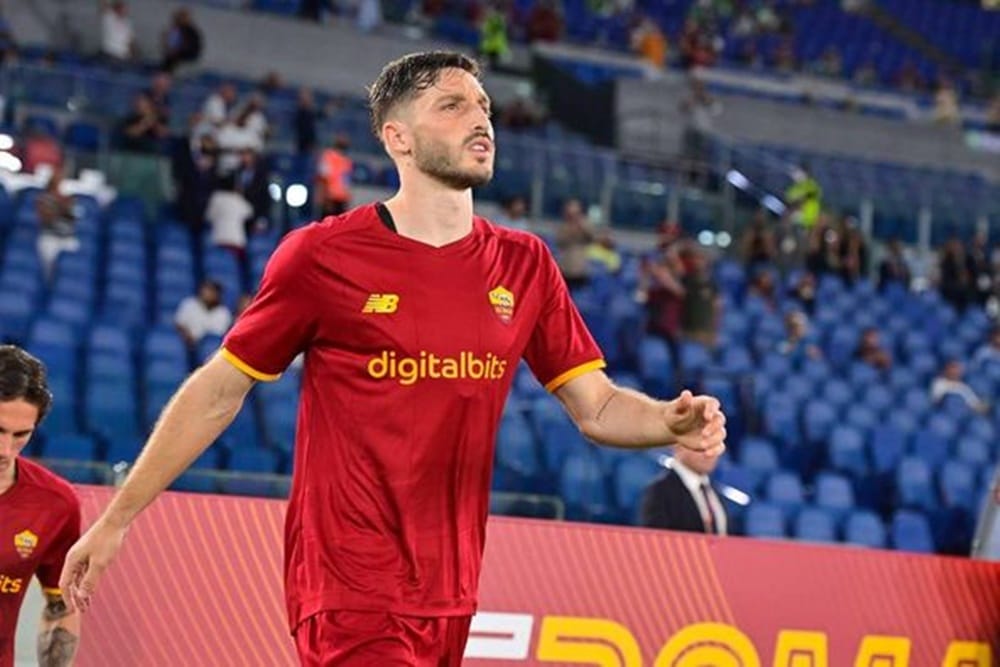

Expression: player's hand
xmin=58 ymin=519 xmax=128 ymax=613
xmin=664 ymin=390 xmax=726 ymax=458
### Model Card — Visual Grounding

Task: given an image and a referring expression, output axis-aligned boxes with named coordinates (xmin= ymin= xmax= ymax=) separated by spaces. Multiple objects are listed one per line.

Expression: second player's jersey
xmin=0 ymin=458 xmax=81 ymax=667
xmin=223 ymin=203 xmax=604 ymax=630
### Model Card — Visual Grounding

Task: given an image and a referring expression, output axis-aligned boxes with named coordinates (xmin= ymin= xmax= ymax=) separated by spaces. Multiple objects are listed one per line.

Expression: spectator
xmin=498 ymin=97 xmax=542 ymax=130
xmin=972 ymin=327 xmax=1000 ymax=369
xmin=773 ymin=38 xmax=797 ymax=73
xmin=777 ymin=310 xmax=822 ymax=361
xmin=746 ymin=269 xmax=777 ymax=312
xmin=479 ymin=3 xmax=509 ymax=68
xmin=895 ymin=61 xmax=924 ymax=93
xmin=933 ymin=78 xmax=961 ymax=126
xmin=855 ymin=327 xmax=892 ymax=371
xmin=967 ymin=230 xmax=993 ymax=307
xmin=987 ymin=94 xmax=1000 ymax=133
xmin=931 ymin=359 xmax=988 ymax=415
xmin=233 ymin=93 xmax=269 ymax=147
xmin=805 ymin=215 xmax=840 ymax=276
xmin=100 ymin=1 xmax=135 ymax=63
xmin=171 ymin=131 xmax=219 ymax=232
xmin=174 ymin=279 xmax=232 ymax=348
xmin=679 ymin=77 xmax=721 ymax=166
xmin=233 ymin=148 xmax=271 ymax=231
xmin=639 ymin=446 xmax=728 ymax=535
xmin=35 ymin=166 xmax=79 ymax=281
xmin=205 ymin=175 xmax=253 ymax=255
xmin=161 ymin=7 xmax=203 ymax=73
xmin=526 ymin=0 xmax=562 ymax=42
xmin=811 ymin=47 xmax=843 ymax=79
xmin=631 ymin=16 xmax=668 ymax=69
xmin=202 ymin=83 xmax=238 ymax=129
xmin=678 ymin=19 xmax=716 ymax=68
xmin=145 ymin=70 xmax=173 ymax=127
xmin=587 ymin=230 xmax=621 ymax=275
xmin=294 ymin=88 xmax=323 ymax=155
xmin=938 ymin=238 xmax=971 ymax=310
xmin=18 ymin=125 xmax=63 ymax=175
xmin=791 ymin=271 xmax=817 ymax=315
xmin=878 ymin=238 xmax=912 ymax=292
xmin=838 ymin=217 xmax=867 ymax=284
xmin=853 ymin=59 xmax=878 ymax=87
xmin=555 ymin=198 xmax=594 ymax=289
xmin=643 ymin=245 xmax=686 ymax=349
xmin=494 ymin=195 xmax=531 ymax=231
xmin=742 ymin=210 xmax=776 ymax=271
xmin=116 ymin=92 xmax=168 ymax=153
xmin=315 ymin=135 xmax=353 ymax=217
xmin=680 ymin=245 xmax=720 ymax=348
xmin=784 ymin=164 xmax=822 ymax=229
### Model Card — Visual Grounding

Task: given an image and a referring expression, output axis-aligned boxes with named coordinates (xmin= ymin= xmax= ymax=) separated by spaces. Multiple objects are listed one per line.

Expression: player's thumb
xmin=674 ymin=389 xmax=693 ymax=415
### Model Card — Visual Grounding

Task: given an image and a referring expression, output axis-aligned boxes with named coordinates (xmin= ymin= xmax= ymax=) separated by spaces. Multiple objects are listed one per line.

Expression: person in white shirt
xmin=101 ymin=1 xmax=135 ymax=62
xmin=174 ymin=279 xmax=232 ymax=348
xmin=972 ymin=327 xmax=1000 ymax=370
xmin=639 ymin=444 xmax=728 ymax=535
xmin=205 ymin=177 xmax=253 ymax=253
xmin=201 ymin=83 xmax=238 ymax=129
xmin=931 ymin=359 xmax=989 ymax=415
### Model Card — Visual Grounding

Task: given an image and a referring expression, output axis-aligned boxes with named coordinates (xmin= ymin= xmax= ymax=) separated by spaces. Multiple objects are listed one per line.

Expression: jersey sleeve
xmin=222 ymin=226 xmax=321 ymax=381
xmin=522 ymin=241 xmax=605 ymax=392
xmin=35 ymin=496 xmax=82 ymax=594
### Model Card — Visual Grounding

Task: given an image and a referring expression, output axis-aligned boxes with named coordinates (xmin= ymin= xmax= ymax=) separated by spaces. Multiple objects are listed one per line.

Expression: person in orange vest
xmin=315 ymin=134 xmax=353 ymax=216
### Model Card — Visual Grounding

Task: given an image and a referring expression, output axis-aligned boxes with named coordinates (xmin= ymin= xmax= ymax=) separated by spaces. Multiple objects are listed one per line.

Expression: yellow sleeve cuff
xmin=544 ymin=359 xmax=607 ymax=393
xmin=220 ymin=348 xmax=281 ymax=382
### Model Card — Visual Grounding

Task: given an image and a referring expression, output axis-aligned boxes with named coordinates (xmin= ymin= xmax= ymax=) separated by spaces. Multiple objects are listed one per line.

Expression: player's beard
xmin=413 ymin=133 xmax=493 ymax=190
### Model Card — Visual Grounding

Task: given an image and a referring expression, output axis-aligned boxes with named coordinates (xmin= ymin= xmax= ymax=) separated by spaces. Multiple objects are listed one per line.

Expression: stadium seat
xmin=844 ymin=404 xmax=878 ymax=435
xmin=861 ymin=384 xmax=893 ymax=415
xmin=814 ymin=472 xmax=855 ymax=519
xmin=896 ymin=457 xmax=935 ymax=511
xmin=869 ymin=425 xmax=907 ymax=474
xmin=803 ymin=400 xmax=837 ymax=444
xmin=612 ymin=455 xmax=662 ymax=518
xmin=262 ymin=400 xmax=297 ymax=452
xmin=0 ymin=292 xmax=37 ymax=342
xmin=739 ymin=437 xmax=779 ymax=491
xmin=910 ymin=432 xmax=949 ymax=469
xmin=828 ymin=425 xmax=867 ymax=477
xmin=821 ymin=379 xmax=853 ymax=411
xmin=105 ymin=439 xmax=143 ymax=465
xmin=744 ymin=503 xmax=786 ymax=538
xmin=939 ymin=460 xmax=976 ymax=511
xmin=891 ymin=510 xmax=935 ymax=553
xmin=559 ymin=452 xmax=611 ymax=521
xmin=926 ymin=414 xmax=958 ymax=442
xmin=637 ymin=336 xmax=673 ymax=396
xmin=765 ymin=470 xmax=805 ymax=513
xmin=495 ymin=413 xmax=541 ymax=491
xmin=844 ymin=510 xmax=887 ymax=548
xmin=794 ymin=507 xmax=837 ymax=543
xmin=955 ymin=438 xmax=990 ymax=467
xmin=44 ymin=434 xmax=98 ymax=461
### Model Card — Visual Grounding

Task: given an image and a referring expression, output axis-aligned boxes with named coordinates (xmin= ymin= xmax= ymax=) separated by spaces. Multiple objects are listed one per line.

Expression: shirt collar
xmin=670 ymin=457 xmax=709 ymax=493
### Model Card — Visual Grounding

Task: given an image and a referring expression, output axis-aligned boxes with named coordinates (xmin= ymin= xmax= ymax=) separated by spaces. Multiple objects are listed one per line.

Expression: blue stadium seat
xmin=143 ymin=326 xmax=188 ymax=365
xmin=262 ymin=400 xmax=297 ymax=452
xmin=869 ymin=425 xmax=907 ymax=474
xmin=955 ymin=438 xmax=990 ymax=467
xmin=28 ymin=317 xmax=76 ymax=348
xmin=495 ymin=414 xmax=541 ymax=491
xmin=171 ymin=471 xmax=219 ymax=495
xmin=227 ymin=446 xmax=280 ymax=474
xmin=803 ymin=400 xmax=837 ymax=444
xmin=844 ymin=510 xmax=887 ymax=548
xmin=559 ymin=452 xmax=611 ymax=521
xmin=88 ymin=325 xmax=131 ymax=355
xmin=964 ymin=417 xmax=994 ymax=444
xmin=739 ymin=437 xmax=779 ymax=491
xmin=46 ymin=297 xmax=92 ymax=335
xmin=888 ymin=366 xmax=917 ymax=393
xmin=861 ymin=384 xmax=893 ymax=415
xmin=678 ymin=341 xmax=711 ymax=384
xmin=765 ymin=470 xmax=805 ymax=513
xmin=821 ymin=379 xmax=852 ymax=411
xmin=911 ymin=431 xmax=949 ymax=468
xmin=927 ymin=413 xmax=959 ymax=442
xmin=44 ymin=434 xmax=98 ymax=461
xmin=0 ymin=292 xmax=37 ymax=341
xmin=613 ymin=455 xmax=662 ymax=518
xmin=539 ymin=418 xmax=589 ymax=474
xmin=891 ymin=510 xmax=934 ymax=553
xmin=85 ymin=382 xmax=139 ymax=444
xmin=744 ymin=503 xmax=786 ymax=538
xmin=828 ymin=425 xmax=867 ymax=476
xmin=844 ymin=404 xmax=878 ymax=436
xmin=902 ymin=388 xmax=931 ymax=418
xmin=814 ymin=472 xmax=855 ymax=519
xmin=794 ymin=507 xmax=837 ymax=543
xmin=939 ymin=460 xmax=976 ymax=511
xmin=105 ymin=439 xmax=143 ymax=465
xmin=637 ymin=336 xmax=673 ymax=396
xmin=64 ymin=121 xmax=101 ymax=151
xmin=896 ymin=457 xmax=935 ymax=511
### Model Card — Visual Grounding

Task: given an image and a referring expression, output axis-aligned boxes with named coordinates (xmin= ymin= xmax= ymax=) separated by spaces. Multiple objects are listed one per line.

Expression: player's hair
xmin=0 ymin=345 xmax=52 ymax=422
xmin=367 ymin=51 xmax=481 ymax=140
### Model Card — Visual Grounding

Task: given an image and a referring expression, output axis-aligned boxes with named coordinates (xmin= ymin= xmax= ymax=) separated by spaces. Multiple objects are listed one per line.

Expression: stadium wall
xmin=24 ymin=486 xmax=995 ymax=666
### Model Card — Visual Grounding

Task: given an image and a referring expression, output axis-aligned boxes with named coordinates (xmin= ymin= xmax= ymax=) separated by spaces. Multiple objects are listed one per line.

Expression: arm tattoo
xmin=43 ymin=597 xmax=70 ymax=622
xmin=37 ymin=627 xmax=79 ymax=667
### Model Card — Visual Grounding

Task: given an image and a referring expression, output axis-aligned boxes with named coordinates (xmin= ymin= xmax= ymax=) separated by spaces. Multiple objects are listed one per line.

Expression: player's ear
xmin=382 ymin=119 xmax=412 ymax=159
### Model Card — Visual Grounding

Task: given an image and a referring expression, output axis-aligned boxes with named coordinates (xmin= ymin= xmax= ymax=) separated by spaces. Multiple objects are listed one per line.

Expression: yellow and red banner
xmin=73 ymin=486 xmax=1000 ymax=666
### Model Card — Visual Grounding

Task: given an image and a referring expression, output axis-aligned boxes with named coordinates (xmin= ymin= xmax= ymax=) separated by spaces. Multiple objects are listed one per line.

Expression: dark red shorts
xmin=294 ymin=610 xmax=472 ymax=667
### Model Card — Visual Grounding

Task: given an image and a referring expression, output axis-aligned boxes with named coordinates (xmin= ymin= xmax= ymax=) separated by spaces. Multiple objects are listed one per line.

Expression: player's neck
xmin=0 ymin=460 xmax=16 ymax=496
xmin=384 ymin=180 xmax=474 ymax=248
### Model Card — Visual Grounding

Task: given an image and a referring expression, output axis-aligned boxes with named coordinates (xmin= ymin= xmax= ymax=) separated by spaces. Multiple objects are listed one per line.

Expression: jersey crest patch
xmin=14 ymin=530 xmax=38 ymax=559
xmin=488 ymin=286 xmax=515 ymax=324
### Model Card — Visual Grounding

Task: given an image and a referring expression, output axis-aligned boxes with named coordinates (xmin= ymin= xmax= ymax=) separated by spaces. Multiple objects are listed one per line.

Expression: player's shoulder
xmin=272 ymin=204 xmax=380 ymax=261
xmin=16 ymin=458 xmax=80 ymax=512
xmin=478 ymin=217 xmax=551 ymax=256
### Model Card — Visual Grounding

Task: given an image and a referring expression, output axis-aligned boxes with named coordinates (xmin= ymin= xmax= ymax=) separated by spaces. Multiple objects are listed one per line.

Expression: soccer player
xmin=61 ymin=51 xmax=726 ymax=665
xmin=0 ymin=346 xmax=81 ymax=667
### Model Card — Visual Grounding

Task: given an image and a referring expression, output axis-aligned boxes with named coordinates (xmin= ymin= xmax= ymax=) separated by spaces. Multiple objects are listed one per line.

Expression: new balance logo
xmin=362 ymin=294 xmax=399 ymax=314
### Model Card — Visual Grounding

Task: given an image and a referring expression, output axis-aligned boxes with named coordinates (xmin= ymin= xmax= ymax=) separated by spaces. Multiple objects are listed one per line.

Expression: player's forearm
xmin=100 ymin=361 xmax=247 ymax=529
xmin=37 ymin=609 xmax=79 ymax=667
xmin=576 ymin=386 xmax=672 ymax=449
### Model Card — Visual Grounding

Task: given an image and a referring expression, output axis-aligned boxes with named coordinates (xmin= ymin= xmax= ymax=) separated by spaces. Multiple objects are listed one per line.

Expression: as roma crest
xmin=14 ymin=530 xmax=38 ymax=559
xmin=488 ymin=286 xmax=515 ymax=324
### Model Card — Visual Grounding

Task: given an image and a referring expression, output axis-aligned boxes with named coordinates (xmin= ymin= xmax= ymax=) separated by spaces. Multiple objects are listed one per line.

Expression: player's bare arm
xmin=59 ymin=352 xmax=256 ymax=612
xmin=37 ymin=589 xmax=79 ymax=667
xmin=554 ymin=369 xmax=726 ymax=456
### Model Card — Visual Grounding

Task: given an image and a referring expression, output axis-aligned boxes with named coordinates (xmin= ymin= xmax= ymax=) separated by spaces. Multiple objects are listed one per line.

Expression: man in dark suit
xmin=639 ymin=445 xmax=728 ymax=535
